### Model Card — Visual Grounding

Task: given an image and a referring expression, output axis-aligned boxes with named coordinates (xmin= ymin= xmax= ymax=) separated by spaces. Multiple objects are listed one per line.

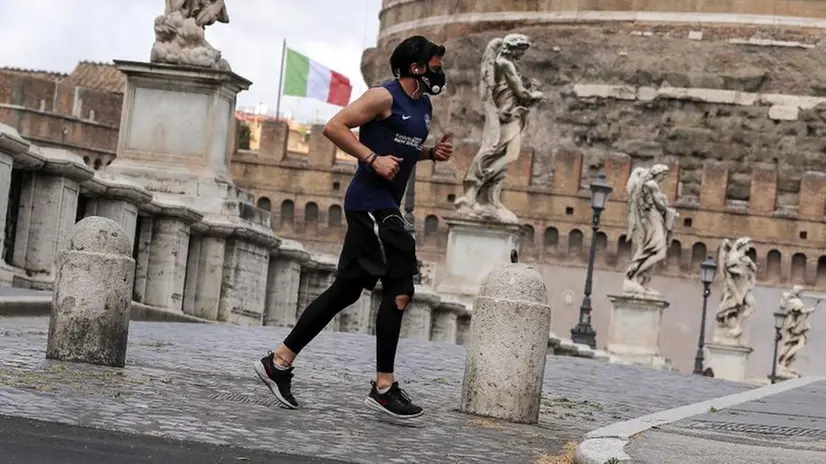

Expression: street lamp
xmin=770 ymin=310 xmax=786 ymax=384
xmin=570 ymin=172 xmax=613 ymax=348
xmin=693 ymin=256 xmax=718 ymax=374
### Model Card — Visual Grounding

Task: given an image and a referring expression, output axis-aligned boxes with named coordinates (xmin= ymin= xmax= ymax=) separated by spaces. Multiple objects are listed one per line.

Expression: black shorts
xmin=337 ymin=208 xmax=419 ymax=291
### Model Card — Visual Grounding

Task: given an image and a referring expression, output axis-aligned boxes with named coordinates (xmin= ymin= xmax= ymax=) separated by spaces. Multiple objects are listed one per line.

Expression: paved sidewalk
xmin=0 ymin=317 xmax=753 ymax=463
xmin=625 ymin=378 xmax=826 ymax=463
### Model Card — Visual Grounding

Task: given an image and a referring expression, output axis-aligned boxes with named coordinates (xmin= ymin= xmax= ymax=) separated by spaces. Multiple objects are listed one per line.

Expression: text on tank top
xmin=343 ymin=80 xmax=432 ymax=211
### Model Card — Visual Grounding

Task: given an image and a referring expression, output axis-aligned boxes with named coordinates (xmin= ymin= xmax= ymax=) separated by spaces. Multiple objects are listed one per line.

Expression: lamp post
xmin=403 ymin=164 xmax=423 ymax=284
xmin=692 ymin=256 xmax=718 ymax=375
xmin=570 ymin=172 xmax=613 ymax=349
xmin=770 ymin=310 xmax=785 ymax=384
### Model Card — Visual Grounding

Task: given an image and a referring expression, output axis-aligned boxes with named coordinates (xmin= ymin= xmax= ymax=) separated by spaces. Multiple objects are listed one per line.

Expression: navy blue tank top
xmin=343 ymin=80 xmax=432 ymax=211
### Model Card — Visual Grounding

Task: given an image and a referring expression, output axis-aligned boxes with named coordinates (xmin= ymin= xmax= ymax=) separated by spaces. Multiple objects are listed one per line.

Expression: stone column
xmin=339 ymin=288 xmax=373 ymax=334
xmin=80 ymin=173 xmax=153 ymax=249
xmin=182 ymin=221 xmax=233 ymax=321
xmin=460 ymin=264 xmax=551 ymax=424
xmin=218 ymin=225 xmax=279 ymax=326
xmin=0 ymin=124 xmax=37 ymax=285
xmin=142 ymin=200 xmax=203 ymax=312
xmin=46 ymin=216 xmax=135 ymax=367
xmin=456 ymin=310 xmax=472 ymax=346
xmin=400 ymin=285 xmax=441 ymax=341
xmin=132 ymin=211 xmax=153 ymax=303
xmin=431 ymin=298 xmax=466 ymax=344
xmin=263 ymin=239 xmax=310 ymax=327
xmin=12 ymin=147 xmax=94 ymax=290
xmin=296 ymin=253 xmax=338 ymax=329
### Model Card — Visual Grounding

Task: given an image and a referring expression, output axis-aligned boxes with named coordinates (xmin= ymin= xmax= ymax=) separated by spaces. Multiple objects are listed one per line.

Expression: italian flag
xmin=282 ymin=47 xmax=353 ymax=107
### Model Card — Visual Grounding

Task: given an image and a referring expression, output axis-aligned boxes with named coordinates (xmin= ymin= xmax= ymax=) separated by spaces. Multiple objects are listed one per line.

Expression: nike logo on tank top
xmin=343 ymin=80 xmax=432 ymax=211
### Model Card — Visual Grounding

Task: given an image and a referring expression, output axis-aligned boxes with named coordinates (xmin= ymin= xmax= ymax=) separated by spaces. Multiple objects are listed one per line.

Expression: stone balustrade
xmin=0 ymin=123 xmax=532 ymax=351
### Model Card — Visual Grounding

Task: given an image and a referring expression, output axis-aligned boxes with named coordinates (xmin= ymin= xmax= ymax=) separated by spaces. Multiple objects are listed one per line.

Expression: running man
xmin=254 ymin=35 xmax=452 ymax=419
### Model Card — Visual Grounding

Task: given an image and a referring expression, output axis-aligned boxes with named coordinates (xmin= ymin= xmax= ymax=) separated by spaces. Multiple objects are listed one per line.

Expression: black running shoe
xmin=253 ymin=351 xmax=298 ymax=409
xmin=364 ymin=381 xmax=423 ymax=418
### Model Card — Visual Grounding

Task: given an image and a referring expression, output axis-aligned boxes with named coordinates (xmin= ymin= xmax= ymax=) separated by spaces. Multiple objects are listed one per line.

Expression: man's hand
xmin=431 ymin=133 xmax=453 ymax=161
xmin=372 ymin=155 xmax=402 ymax=181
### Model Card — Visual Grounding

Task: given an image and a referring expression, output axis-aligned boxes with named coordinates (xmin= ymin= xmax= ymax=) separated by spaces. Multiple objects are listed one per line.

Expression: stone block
xmin=400 ymin=285 xmax=440 ymax=341
xmin=437 ymin=217 xmax=522 ymax=302
xmin=218 ymin=226 xmax=277 ymax=326
xmin=798 ymin=172 xmax=826 ymax=219
xmin=602 ymin=153 xmax=631 ymax=201
xmin=551 ymin=148 xmax=582 ymax=196
xmin=749 ymin=168 xmax=777 ymax=214
xmin=704 ymin=343 xmax=753 ymax=382
xmin=605 ymin=294 xmax=671 ymax=368
xmin=460 ymin=263 xmax=551 ymax=424
xmin=700 ymin=162 xmax=728 ymax=210
xmin=768 ymin=105 xmax=800 ymax=121
xmin=573 ymin=84 xmax=636 ymax=100
xmin=46 ymin=216 xmax=135 ymax=367
xmin=456 ymin=312 xmax=471 ymax=347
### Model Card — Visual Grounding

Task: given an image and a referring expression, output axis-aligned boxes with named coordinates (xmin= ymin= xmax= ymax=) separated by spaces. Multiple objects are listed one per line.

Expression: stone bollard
xmin=460 ymin=263 xmax=551 ymax=424
xmin=46 ymin=216 xmax=136 ymax=368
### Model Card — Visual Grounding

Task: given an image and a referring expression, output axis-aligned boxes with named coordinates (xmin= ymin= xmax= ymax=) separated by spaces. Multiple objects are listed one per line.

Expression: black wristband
xmin=428 ymin=147 xmax=436 ymax=161
xmin=366 ymin=153 xmax=377 ymax=165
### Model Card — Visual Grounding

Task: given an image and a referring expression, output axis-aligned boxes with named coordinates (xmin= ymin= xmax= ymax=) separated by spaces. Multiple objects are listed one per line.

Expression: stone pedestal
xmin=400 ymin=285 xmax=441 ymax=341
xmin=705 ymin=343 xmax=753 ymax=382
xmin=142 ymin=200 xmax=203 ymax=312
xmin=605 ymin=294 xmax=671 ymax=368
xmin=108 ymin=61 xmax=253 ymax=216
xmin=461 ymin=264 xmax=551 ymax=424
xmin=218 ymin=226 xmax=278 ymax=326
xmin=46 ymin=217 xmax=135 ymax=367
xmin=263 ymin=239 xmax=310 ymax=327
xmin=431 ymin=298 xmax=466 ymax=344
xmin=437 ymin=217 xmax=523 ymax=302
xmin=12 ymin=148 xmax=94 ymax=289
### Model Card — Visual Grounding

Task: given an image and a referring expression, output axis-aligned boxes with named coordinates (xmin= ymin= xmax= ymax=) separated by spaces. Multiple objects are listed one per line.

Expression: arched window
xmin=618 ymin=234 xmax=632 ymax=262
xmin=668 ymin=240 xmax=682 ymax=269
xmin=257 ymin=197 xmax=272 ymax=212
xmin=328 ymin=204 xmax=342 ymax=227
xmin=791 ymin=253 xmax=806 ymax=284
xmin=304 ymin=202 xmax=319 ymax=224
xmin=568 ymin=229 xmax=583 ymax=255
xmin=817 ymin=256 xmax=826 ymax=287
xmin=424 ymin=215 xmax=439 ymax=236
xmin=522 ymin=225 xmax=535 ymax=248
xmin=766 ymin=249 xmax=782 ymax=280
xmin=691 ymin=242 xmax=707 ymax=266
xmin=544 ymin=227 xmax=559 ymax=249
xmin=280 ymin=200 xmax=294 ymax=225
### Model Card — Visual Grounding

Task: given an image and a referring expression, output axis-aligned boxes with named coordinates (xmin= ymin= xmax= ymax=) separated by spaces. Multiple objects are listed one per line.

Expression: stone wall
xmin=230 ymin=118 xmax=826 ymax=291
xmin=0 ymin=68 xmax=122 ymax=169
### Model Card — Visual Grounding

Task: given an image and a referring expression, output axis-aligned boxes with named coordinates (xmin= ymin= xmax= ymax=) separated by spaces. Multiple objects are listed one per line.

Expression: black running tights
xmin=282 ymin=276 xmax=414 ymax=373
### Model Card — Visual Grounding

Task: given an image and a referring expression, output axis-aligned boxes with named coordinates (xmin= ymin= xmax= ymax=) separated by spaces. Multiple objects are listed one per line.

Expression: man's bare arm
xmin=323 ymin=88 xmax=393 ymax=162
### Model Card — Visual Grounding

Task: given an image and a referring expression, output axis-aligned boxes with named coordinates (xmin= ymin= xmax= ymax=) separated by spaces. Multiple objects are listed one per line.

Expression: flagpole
xmin=275 ymin=38 xmax=287 ymax=121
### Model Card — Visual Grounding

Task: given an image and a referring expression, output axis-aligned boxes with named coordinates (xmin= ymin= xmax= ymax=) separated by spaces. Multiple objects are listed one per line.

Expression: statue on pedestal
xmin=454 ymin=34 xmax=543 ymax=224
xmin=777 ymin=286 xmax=817 ymax=378
xmin=714 ymin=237 xmax=757 ymax=345
xmin=621 ymin=164 xmax=676 ymax=298
xmin=151 ymin=0 xmax=232 ymax=71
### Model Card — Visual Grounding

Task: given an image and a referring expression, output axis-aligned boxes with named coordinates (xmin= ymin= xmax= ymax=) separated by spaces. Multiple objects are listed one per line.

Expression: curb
xmin=574 ymin=375 xmax=826 ymax=464
xmin=0 ymin=296 xmax=214 ymax=324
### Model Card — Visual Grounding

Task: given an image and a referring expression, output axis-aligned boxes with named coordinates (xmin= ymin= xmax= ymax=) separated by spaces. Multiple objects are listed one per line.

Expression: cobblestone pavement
xmin=625 ymin=379 xmax=826 ymax=463
xmin=0 ymin=317 xmax=754 ymax=463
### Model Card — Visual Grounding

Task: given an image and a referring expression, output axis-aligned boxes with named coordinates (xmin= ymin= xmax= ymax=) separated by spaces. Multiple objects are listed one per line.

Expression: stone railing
xmin=0 ymin=123 xmax=474 ymax=345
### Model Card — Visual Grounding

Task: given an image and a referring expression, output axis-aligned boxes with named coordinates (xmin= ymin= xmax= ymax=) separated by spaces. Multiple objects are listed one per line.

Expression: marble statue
xmin=777 ymin=286 xmax=818 ymax=378
xmin=714 ymin=237 xmax=757 ymax=344
xmin=150 ymin=0 xmax=232 ymax=71
xmin=454 ymin=33 xmax=543 ymax=224
xmin=621 ymin=164 xmax=677 ymax=297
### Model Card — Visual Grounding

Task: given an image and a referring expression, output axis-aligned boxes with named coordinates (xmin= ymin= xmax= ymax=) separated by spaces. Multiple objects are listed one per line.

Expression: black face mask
xmin=416 ymin=66 xmax=446 ymax=95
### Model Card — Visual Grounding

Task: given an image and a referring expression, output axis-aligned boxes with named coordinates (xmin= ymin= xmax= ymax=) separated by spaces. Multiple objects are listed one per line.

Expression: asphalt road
xmin=0 ymin=415 xmax=353 ymax=464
